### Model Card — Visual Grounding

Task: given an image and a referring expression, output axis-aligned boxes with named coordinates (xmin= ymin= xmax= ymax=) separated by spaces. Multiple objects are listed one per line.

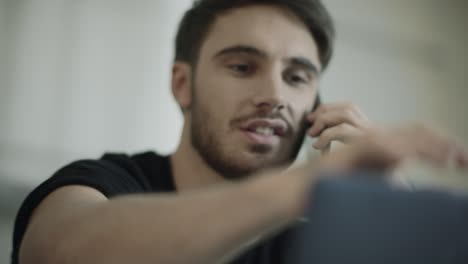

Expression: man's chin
xmin=219 ymin=152 xmax=282 ymax=180
xmin=248 ymin=143 xmax=274 ymax=154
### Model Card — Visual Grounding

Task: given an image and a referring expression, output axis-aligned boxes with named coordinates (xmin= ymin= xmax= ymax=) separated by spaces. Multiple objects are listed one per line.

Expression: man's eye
xmin=286 ymin=74 xmax=308 ymax=85
xmin=291 ymin=75 xmax=306 ymax=83
xmin=228 ymin=64 xmax=252 ymax=74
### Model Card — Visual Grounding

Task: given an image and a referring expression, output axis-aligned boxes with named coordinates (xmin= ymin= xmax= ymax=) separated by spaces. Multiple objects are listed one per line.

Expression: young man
xmin=12 ymin=0 xmax=468 ymax=263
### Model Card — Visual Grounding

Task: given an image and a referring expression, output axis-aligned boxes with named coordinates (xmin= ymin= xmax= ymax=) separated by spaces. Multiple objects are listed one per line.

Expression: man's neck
xmin=170 ymin=128 xmax=226 ymax=192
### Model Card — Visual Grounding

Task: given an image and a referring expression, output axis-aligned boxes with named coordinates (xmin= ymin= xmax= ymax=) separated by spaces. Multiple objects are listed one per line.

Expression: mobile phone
xmin=309 ymin=93 xmax=321 ymax=128
xmin=312 ymin=93 xmax=321 ymax=112
xmin=292 ymin=93 xmax=322 ymax=160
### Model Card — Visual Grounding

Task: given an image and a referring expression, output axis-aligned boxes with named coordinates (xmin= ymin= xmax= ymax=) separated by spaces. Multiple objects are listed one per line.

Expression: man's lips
xmin=239 ymin=118 xmax=288 ymax=137
xmin=241 ymin=130 xmax=279 ymax=145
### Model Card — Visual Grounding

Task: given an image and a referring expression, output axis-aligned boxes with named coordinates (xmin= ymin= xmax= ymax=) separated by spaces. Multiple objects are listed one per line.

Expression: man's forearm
xmin=30 ymin=170 xmax=308 ymax=264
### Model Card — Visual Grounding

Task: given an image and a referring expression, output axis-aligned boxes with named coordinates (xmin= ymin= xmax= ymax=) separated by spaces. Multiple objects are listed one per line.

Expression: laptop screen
xmin=289 ymin=175 xmax=468 ymax=264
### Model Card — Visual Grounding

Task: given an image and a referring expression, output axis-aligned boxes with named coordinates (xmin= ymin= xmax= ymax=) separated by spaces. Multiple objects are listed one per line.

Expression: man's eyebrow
xmin=289 ymin=57 xmax=321 ymax=75
xmin=213 ymin=45 xmax=268 ymax=59
xmin=213 ymin=45 xmax=321 ymax=74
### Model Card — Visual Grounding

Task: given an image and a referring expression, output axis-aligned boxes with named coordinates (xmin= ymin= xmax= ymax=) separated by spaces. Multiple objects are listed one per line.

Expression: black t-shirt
xmin=12 ymin=151 xmax=295 ymax=264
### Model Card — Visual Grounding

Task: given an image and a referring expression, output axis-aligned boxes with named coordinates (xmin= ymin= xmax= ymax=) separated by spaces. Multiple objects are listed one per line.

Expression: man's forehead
xmin=199 ymin=4 xmax=321 ymax=68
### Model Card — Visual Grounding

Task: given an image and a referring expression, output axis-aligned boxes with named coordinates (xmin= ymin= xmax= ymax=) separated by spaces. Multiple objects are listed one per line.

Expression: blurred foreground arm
xmin=19 ymin=169 xmax=307 ymax=264
xmin=19 ymin=124 xmax=468 ymax=264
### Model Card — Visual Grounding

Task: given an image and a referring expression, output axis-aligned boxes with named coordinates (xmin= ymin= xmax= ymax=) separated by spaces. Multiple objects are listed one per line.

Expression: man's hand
xmin=307 ymin=102 xmax=371 ymax=153
xmin=317 ymin=123 xmax=468 ymax=173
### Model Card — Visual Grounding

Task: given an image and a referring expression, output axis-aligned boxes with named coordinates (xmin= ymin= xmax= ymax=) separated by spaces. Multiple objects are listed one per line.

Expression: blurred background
xmin=0 ymin=0 xmax=467 ymax=262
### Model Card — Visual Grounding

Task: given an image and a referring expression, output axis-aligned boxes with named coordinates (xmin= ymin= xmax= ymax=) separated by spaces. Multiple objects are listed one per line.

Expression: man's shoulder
xmin=41 ymin=150 xmax=170 ymax=196
xmin=68 ymin=151 xmax=166 ymax=177
xmin=11 ymin=151 xmax=167 ymax=263
xmin=98 ymin=150 xmax=165 ymax=174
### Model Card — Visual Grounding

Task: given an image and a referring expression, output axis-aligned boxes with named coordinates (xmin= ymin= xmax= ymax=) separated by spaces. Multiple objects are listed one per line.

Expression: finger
xmin=308 ymin=118 xmax=326 ymax=137
xmin=456 ymin=149 xmax=468 ymax=168
xmin=315 ymin=102 xmax=368 ymax=120
xmin=307 ymin=102 xmax=350 ymax=122
xmin=306 ymin=111 xmax=317 ymax=122
xmin=315 ymin=101 xmax=355 ymax=112
xmin=414 ymin=141 xmax=455 ymax=167
xmin=313 ymin=123 xmax=359 ymax=149
xmin=401 ymin=124 xmax=468 ymax=169
xmin=450 ymin=140 xmax=468 ymax=169
xmin=426 ymin=143 xmax=468 ymax=169
xmin=308 ymin=109 xmax=362 ymax=137
xmin=307 ymin=102 xmax=369 ymax=130
xmin=393 ymin=126 xmax=446 ymax=166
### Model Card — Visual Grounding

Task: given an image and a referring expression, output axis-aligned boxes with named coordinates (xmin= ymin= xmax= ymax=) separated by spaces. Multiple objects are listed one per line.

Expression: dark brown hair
xmin=175 ymin=0 xmax=335 ymax=71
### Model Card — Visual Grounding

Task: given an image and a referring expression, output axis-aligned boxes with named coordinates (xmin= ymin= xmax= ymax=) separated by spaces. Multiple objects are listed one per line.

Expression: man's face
xmin=189 ymin=5 xmax=321 ymax=179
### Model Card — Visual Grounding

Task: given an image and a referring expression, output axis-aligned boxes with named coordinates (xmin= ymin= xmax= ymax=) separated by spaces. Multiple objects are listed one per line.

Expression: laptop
xmin=289 ymin=173 xmax=468 ymax=264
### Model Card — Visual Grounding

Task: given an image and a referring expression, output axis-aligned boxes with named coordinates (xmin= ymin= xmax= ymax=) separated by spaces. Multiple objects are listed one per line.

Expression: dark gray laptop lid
xmin=289 ymin=174 xmax=468 ymax=264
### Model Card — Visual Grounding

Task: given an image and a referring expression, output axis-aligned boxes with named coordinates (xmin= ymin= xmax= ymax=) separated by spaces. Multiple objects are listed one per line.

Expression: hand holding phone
xmin=306 ymin=96 xmax=371 ymax=154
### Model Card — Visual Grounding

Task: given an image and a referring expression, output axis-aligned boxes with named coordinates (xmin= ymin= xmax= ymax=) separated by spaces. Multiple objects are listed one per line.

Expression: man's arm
xmin=19 ymin=124 xmax=468 ymax=264
xmin=19 ymin=167 xmax=310 ymax=264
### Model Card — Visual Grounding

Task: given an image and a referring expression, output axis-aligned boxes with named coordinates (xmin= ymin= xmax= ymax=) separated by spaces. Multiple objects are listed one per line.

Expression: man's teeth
xmin=254 ymin=127 xmax=274 ymax=136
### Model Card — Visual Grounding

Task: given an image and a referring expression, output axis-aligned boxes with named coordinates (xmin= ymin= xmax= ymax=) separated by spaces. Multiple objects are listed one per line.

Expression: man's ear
xmin=171 ymin=61 xmax=192 ymax=110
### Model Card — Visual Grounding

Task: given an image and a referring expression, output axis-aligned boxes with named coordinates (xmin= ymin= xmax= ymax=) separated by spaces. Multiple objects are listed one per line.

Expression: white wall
xmin=2 ymin=0 xmax=467 ymax=187
xmin=1 ymin=0 xmax=192 ymax=187
xmin=0 ymin=1 xmax=467 ymax=263
xmin=322 ymin=0 xmax=468 ymax=137
xmin=0 ymin=218 xmax=13 ymax=263
xmin=1 ymin=1 xmax=194 ymax=263
xmin=0 ymin=0 xmax=6 ymax=142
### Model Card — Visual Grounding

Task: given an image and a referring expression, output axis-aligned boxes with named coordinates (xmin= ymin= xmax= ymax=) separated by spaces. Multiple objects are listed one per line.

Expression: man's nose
xmin=252 ymin=75 xmax=286 ymax=113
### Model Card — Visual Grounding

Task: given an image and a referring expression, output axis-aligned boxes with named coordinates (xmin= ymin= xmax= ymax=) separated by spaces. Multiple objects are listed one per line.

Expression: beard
xmin=190 ymin=87 xmax=308 ymax=180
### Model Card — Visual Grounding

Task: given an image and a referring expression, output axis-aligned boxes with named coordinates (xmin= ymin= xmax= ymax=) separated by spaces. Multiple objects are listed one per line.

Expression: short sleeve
xmin=11 ymin=153 xmax=152 ymax=264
